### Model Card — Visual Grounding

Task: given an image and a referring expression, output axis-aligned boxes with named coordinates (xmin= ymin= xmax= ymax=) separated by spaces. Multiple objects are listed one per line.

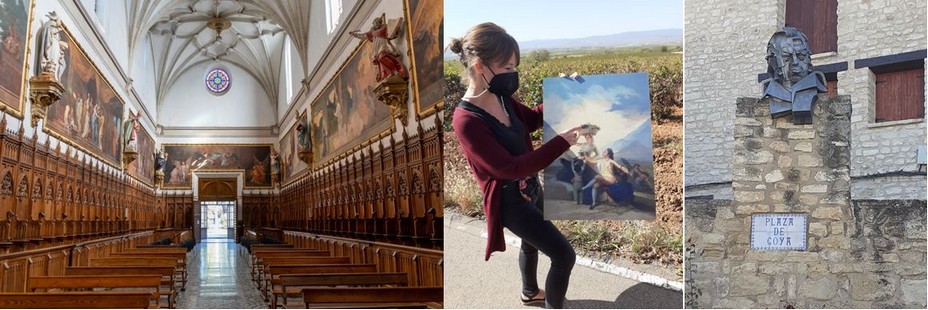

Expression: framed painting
xmin=404 ymin=0 xmax=443 ymax=117
xmin=162 ymin=144 xmax=273 ymax=189
xmin=0 ymin=0 xmax=36 ymax=118
xmin=43 ymin=24 xmax=124 ymax=167
xmin=310 ymin=41 xmax=393 ymax=167
xmin=541 ymin=73 xmax=656 ymax=221
xmin=278 ymin=120 xmax=308 ymax=185
xmin=125 ymin=120 xmax=154 ymax=186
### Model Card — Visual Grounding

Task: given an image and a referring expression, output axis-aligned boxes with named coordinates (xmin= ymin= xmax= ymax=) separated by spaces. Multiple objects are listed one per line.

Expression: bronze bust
xmin=761 ymin=27 xmax=827 ymax=125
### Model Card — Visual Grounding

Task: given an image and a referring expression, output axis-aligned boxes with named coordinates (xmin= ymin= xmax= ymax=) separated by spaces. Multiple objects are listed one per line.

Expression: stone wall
xmin=684 ymin=97 xmax=927 ymax=308
xmin=685 ymin=0 xmax=927 ymax=199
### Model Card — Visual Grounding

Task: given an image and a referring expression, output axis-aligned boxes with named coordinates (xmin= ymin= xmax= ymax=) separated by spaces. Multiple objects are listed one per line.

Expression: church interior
xmin=0 ymin=0 xmax=443 ymax=308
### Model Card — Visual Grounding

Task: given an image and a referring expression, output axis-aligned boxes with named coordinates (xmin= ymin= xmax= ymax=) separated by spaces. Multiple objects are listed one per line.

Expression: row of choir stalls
xmin=155 ymin=191 xmax=195 ymax=232
xmin=245 ymin=117 xmax=443 ymax=250
xmin=0 ymin=112 xmax=159 ymax=255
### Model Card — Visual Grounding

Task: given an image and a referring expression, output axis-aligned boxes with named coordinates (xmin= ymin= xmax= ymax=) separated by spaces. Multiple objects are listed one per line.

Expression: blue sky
xmin=444 ymin=0 xmax=683 ymax=44
xmin=544 ymin=73 xmax=650 ymax=150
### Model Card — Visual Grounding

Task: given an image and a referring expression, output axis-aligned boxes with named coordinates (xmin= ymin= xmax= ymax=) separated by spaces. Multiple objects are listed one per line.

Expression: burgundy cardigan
xmin=452 ymin=97 xmax=570 ymax=261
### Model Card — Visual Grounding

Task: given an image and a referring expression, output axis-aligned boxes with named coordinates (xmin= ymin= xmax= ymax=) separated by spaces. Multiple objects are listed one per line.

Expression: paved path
xmin=175 ymin=239 xmax=267 ymax=309
xmin=444 ymin=212 xmax=682 ymax=309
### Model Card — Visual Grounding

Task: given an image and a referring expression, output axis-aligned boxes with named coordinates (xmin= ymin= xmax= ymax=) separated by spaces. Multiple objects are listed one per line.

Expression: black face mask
xmin=482 ymin=67 xmax=519 ymax=98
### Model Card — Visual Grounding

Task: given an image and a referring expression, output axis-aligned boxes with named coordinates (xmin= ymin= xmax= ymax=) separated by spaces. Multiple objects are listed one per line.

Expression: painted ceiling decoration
xmin=125 ymin=0 xmax=312 ymax=111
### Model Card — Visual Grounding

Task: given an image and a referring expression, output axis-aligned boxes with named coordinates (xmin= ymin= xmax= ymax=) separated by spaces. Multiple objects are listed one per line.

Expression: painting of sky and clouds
xmin=542 ymin=73 xmax=656 ymax=220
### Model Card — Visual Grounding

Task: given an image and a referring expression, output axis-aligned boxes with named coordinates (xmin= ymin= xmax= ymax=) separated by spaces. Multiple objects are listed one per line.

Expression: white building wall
xmin=160 ymin=62 xmax=276 ymax=128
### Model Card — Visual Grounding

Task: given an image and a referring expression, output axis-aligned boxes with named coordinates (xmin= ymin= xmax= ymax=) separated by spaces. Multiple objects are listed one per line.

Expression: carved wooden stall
xmin=0 ymin=116 xmax=158 ymax=255
xmin=265 ymin=120 xmax=443 ymax=249
xmin=0 ymin=231 xmax=153 ymax=292
xmin=159 ymin=193 xmax=194 ymax=230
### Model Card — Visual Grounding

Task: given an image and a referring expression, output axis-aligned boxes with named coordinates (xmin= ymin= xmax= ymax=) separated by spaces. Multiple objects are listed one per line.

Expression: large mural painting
xmin=310 ymin=41 xmax=392 ymax=166
xmin=162 ymin=144 xmax=273 ymax=189
xmin=405 ymin=0 xmax=443 ymax=116
xmin=0 ymin=0 xmax=35 ymax=118
xmin=44 ymin=25 xmax=124 ymax=167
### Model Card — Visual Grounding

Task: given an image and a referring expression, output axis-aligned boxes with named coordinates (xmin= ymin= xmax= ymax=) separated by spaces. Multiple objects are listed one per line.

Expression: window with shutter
xmin=785 ymin=0 xmax=838 ymax=54
xmin=874 ymin=63 xmax=925 ymax=122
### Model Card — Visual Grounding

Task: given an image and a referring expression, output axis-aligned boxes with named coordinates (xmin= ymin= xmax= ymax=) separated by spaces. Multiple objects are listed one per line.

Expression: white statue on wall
xmin=37 ymin=12 xmax=68 ymax=81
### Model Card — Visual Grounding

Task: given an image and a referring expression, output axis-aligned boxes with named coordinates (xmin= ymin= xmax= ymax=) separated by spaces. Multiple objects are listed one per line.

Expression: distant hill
xmin=606 ymin=120 xmax=654 ymax=162
xmin=444 ymin=28 xmax=682 ymax=59
xmin=519 ymin=28 xmax=682 ymax=52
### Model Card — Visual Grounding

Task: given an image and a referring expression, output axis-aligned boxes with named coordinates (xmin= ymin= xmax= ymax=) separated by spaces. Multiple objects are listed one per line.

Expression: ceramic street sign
xmin=750 ymin=213 xmax=808 ymax=251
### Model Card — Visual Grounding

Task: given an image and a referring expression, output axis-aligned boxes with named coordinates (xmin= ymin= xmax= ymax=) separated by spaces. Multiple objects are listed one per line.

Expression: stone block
xmin=759 ymin=263 xmax=801 ymax=275
xmin=729 ymin=274 xmax=770 ymax=296
xmin=702 ymin=233 xmax=725 ymax=245
xmin=801 ymin=184 xmax=828 ymax=193
xmin=809 ymin=222 xmax=827 ymax=237
xmin=769 ymin=141 xmax=790 ymax=153
xmin=830 ymin=222 xmax=844 ymax=235
xmin=764 ymin=170 xmax=784 ymax=183
xmin=735 ymin=203 xmax=770 ymax=214
xmin=799 ymin=276 xmax=837 ymax=300
xmin=812 ymin=207 xmax=843 ymax=220
xmin=777 ymin=155 xmax=793 ymax=168
xmin=901 ymin=279 xmax=927 ymax=308
xmin=714 ymin=277 xmax=730 ymax=297
xmin=820 ymin=249 xmax=845 ymax=262
xmin=788 ymin=130 xmax=816 ymax=140
xmin=734 ymin=191 xmax=765 ymax=203
xmin=848 ymin=273 xmax=896 ymax=301
xmin=818 ymin=235 xmax=850 ymax=250
xmin=794 ymin=141 xmax=814 ymax=152
xmin=797 ymin=154 xmax=823 ymax=167
xmin=785 ymin=251 xmax=819 ymax=262
xmin=730 ymin=262 xmax=757 ymax=274
xmin=717 ymin=206 xmax=735 ymax=220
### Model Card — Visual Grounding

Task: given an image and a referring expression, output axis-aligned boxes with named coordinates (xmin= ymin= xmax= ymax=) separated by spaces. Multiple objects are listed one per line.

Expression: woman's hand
xmin=559 ymin=126 xmax=582 ymax=145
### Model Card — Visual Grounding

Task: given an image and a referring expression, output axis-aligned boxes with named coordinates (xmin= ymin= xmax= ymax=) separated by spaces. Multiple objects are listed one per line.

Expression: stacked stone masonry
xmin=685 ymin=0 xmax=927 ymax=199
xmin=684 ymin=97 xmax=927 ymax=308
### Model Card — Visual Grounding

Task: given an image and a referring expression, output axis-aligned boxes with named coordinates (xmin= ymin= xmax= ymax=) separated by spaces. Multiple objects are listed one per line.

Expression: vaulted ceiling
xmin=124 ymin=0 xmax=313 ymax=111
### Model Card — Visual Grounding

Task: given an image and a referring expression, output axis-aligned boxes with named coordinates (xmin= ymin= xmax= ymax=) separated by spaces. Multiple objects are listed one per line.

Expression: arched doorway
xmin=195 ymin=177 xmax=238 ymax=241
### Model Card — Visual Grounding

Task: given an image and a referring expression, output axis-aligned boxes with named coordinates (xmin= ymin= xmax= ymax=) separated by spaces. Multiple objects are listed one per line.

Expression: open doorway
xmin=202 ymin=201 xmax=236 ymax=240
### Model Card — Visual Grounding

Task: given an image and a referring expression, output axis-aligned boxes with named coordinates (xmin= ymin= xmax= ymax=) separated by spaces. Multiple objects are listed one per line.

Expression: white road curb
xmin=470 ymin=227 xmax=684 ymax=292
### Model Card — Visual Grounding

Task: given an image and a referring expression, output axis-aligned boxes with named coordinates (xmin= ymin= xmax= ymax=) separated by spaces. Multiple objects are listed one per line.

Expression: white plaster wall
xmin=130 ymin=35 xmax=157 ymax=120
xmin=160 ymin=62 xmax=275 ymax=128
xmin=277 ymin=37 xmax=304 ymax=121
xmin=685 ymin=0 xmax=927 ymax=200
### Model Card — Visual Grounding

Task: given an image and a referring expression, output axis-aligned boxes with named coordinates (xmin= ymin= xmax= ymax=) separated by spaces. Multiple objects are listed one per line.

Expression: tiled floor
xmin=175 ymin=239 xmax=267 ymax=309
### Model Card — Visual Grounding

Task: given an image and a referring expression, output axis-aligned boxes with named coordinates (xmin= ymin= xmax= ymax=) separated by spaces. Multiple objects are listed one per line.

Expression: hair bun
xmin=448 ymin=38 xmax=464 ymax=54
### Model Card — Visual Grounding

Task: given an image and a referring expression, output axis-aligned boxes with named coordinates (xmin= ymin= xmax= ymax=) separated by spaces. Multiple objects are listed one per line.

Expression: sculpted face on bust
xmin=766 ymin=27 xmax=813 ymax=88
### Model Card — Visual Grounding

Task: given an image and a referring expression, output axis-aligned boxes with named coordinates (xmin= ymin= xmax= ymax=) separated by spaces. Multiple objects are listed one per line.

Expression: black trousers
xmin=501 ymin=189 xmax=576 ymax=309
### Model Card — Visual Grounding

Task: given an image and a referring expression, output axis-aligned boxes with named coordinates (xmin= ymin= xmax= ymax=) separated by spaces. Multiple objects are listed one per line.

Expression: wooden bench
xmin=126 ymin=247 xmax=188 ymax=254
xmin=262 ymin=264 xmax=377 ymax=303
xmin=301 ymin=287 xmax=443 ymax=309
xmin=90 ymin=257 xmax=185 ymax=291
xmin=27 ymin=275 xmax=161 ymax=308
xmin=66 ymin=266 xmax=178 ymax=308
xmin=271 ymin=272 xmax=408 ymax=309
xmin=256 ymin=257 xmax=352 ymax=299
xmin=251 ymin=250 xmax=332 ymax=282
xmin=110 ymin=252 xmax=188 ymax=289
xmin=0 ymin=291 xmax=157 ymax=308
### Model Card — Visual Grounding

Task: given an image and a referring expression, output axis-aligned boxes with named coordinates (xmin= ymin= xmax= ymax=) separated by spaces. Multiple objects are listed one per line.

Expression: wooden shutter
xmin=786 ymin=0 xmax=838 ymax=54
xmin=875 ymin=67 xmax=926 ymax=122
